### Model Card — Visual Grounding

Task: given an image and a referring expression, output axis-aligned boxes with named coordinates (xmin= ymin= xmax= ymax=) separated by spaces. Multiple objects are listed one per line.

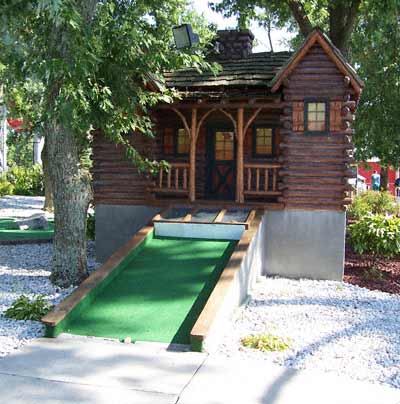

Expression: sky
xmin=191 ymin=0 xmax=294 ymax=52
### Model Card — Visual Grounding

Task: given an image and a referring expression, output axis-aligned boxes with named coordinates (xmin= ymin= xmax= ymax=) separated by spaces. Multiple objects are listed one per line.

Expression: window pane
xmin=215 ymin=131 xmax=234 ymax=161
xmin=177 ymin=128 xmax=189 ymax=154
xmin=309 ymin=112 xmax=317 ymax=121
xmin=308 ymin=121 xmax=326 ymax=131
xmin=255 ymin=127 xmax=272 ymax=155
xmin=308 ymin=103 xmax=317 ymax=112
xmin=307 ymin=102 xmax=326 ymax=131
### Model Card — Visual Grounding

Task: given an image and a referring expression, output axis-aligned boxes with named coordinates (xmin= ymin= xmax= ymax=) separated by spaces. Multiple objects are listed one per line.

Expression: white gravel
xmin=0 ymin=195 xmax=51 ymax=218
xmin=217 ymin=277 xmax=400 ymax=389
xmin=0 ymin=196 xmax=99 ymax=357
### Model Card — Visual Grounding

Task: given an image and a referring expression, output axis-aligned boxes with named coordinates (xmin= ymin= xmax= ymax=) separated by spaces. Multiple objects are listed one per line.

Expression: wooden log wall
xmin=280 ymin=42 xmax=357 ymax=210
xmin=93 ymin=107 xmax=283 ymax=206
xmin=92 ymin=132 xmax=160 ymax=206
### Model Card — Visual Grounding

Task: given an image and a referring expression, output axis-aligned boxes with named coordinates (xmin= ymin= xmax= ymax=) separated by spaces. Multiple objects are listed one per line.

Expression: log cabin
xmin=93 ymin=28 xmax=363 ymax=281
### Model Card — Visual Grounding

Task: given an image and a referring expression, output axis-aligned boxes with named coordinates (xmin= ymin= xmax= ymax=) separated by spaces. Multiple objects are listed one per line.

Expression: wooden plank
xmin=236 ymin=107 xmax=244 ymax=203
xmin=156 ymin=102 xmax=284 ymax=110
xmin=272 ymin=169 xmax=277 ymax=191
xmin=190 ymin=211 xmax=263 ymax=348
xmin=175 ymin=167 xmax=179 ymax=190
xmin=255 ymin=168 xmax=260 ymax=192
xmin=183 ymin=207 xmax=199 ymax=222
xmin=243 ymin=163 xmax=281 ymax=169
xmin=244 ymin=190 xmax=282 ymax=196
xmin=153 ymin=218 xmax=248 ymax=227
xmin=247 ymin=168 xmax=251 ymax=192
xmin=213 ymin=209 xmax=227 ymax=223
xmin=189 ymin=108 xmax=197 ymax=202
xmin=183 ymin=168 xmax=188 ymax=190
xmin=245 ymin=210 xmax=256 ymax=228
xmin=152 ymin=188 xmax=189 ymax=195
xmin=167 ymin=169 xmax=171 ymax=189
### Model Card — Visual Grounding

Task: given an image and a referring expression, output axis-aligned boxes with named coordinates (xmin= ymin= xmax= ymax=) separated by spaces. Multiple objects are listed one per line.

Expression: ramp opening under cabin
xmin=43 ymin=207 xmax=259 ymax=349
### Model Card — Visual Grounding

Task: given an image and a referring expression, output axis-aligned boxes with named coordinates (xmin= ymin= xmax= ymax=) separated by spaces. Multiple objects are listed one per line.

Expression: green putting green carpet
xmin=0 ymin=218 xmax=54 ymax=241
xmin=65 ymin=237 xmax=236 ymax=344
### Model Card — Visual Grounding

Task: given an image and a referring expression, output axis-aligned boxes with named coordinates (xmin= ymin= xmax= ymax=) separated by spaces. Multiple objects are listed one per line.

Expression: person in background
xmin=371 ymin=170 xmax=381 ymax=191
xmin=395 ymin=176 xmax=400 ymax=197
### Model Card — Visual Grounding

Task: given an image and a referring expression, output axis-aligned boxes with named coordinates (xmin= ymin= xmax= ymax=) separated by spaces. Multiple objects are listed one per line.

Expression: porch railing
xmin=244 ymin=163 xmax=282 ymax=196
xmin=154 ymin=162 xmax=189 ymax=195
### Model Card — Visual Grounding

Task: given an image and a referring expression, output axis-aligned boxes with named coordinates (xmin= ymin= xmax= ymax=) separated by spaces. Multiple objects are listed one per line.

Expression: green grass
xmin=65 ymin=236 xmax=236 ymax=345
xmin=0 ymin=218 xmax=54 ymax=241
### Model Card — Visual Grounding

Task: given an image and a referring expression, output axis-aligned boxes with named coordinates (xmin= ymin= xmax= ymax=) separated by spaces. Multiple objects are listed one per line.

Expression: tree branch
xmin=329 ymin=0 xmax=361 ymax=57
xmin=287 ymin=0 xmax=313 ymax=37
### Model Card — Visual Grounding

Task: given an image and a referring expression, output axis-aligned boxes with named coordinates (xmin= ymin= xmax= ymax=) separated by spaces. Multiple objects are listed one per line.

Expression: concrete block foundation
xmin=95 ymin=204 xmax=159 ymax=262
xmin=262 ymin=210 xmax=346 ymax=281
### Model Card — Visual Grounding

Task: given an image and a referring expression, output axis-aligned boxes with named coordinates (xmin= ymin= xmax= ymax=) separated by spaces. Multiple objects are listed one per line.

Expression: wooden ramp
xmin=153 ymin=206 xmax=256 ymax=229
xmin=152 ymin=206 xmax=256 ymax=240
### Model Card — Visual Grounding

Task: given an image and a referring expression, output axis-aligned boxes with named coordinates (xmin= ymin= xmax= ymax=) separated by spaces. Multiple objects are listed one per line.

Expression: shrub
xmin=241 ymin=333 xmax=292 ymax=352
xmin=0 ymin=174 xmax=14 ymax=197
xmin=348 ymin=214 xmax=400 ymax=259
xmin=87 ymin=211 xmax=95 ymax=240
xmin=6 ymin=164 xmax=44 ymax=196
xmin=4 ymin=295 xmax=53 ymax=321
xmin=347 ymin=190 xmax=399 ymax=220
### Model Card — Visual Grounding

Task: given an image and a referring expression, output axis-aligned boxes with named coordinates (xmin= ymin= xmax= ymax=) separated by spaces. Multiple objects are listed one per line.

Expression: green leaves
xmin=241 ymin=333 xmax=292 ymax=352
xmin=347 ymin=190 xmax=399 ymax=220
xmin=353 ymin=0 xmax=400 ymax=168
xmin=0 ymin=0 xmax=215 ymax=171
xmin=349 ymin=214 xmax=400 ymax=257
xmin=4 ymin=295 xmax=54 ymax=321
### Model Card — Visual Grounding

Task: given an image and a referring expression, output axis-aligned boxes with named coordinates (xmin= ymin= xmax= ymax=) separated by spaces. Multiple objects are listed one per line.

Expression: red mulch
xmin=344 ymin=243 xmax=400 ymax=294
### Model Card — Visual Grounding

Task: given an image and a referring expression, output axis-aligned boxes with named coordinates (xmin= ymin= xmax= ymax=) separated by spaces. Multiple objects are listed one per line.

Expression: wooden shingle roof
xmin=164 ymin=51 xmax=293 ymax=88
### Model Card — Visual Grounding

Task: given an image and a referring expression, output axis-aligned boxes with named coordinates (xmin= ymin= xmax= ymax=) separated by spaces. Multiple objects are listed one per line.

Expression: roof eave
xmin=270 ymin=28 xmax=364 ymax=95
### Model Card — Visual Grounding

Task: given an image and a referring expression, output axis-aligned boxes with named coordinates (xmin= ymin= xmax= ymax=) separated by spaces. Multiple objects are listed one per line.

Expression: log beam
xmin=236 ymin=107 xmax=244 ymax=203
xmin=189 ymin=108 xmax=197 ymax=202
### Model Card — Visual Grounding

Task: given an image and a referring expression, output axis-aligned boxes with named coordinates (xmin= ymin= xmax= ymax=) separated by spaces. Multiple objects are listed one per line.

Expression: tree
xmin=0 ymin=0 xmax=214 ymax=286
xmin=352 ymin=0 xmax=400 ymax=187
xmin=210 ymin=0 xmax=363 ymax=56
xmin=5 ymin=80 xmax=54 ymax=205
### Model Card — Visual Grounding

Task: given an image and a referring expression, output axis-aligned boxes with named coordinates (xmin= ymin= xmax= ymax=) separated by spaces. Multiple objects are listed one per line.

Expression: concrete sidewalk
xmin=0 ymin=335 xmax=399 ymax=404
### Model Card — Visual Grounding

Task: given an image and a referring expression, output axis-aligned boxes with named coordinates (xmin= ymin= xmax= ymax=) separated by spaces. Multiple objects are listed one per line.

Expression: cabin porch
xmin=151 ymin=101 xmax=284 ymax=207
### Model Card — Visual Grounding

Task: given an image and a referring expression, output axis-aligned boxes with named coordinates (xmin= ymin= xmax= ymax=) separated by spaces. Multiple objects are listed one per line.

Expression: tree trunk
xmin=43 ymin=0 xmax=96 ymax=287
xmin=286 ymin=0 xmax=361 ymax=57
xmin=46 ymin=122 xmax=92 ymax=287
xmin=328 ymin=0 xmax=361 ymax=59
xmin=41 ymin=138 xmax=54 ymax=212
xmin=380 ymin=166 xmax=389 ymax=190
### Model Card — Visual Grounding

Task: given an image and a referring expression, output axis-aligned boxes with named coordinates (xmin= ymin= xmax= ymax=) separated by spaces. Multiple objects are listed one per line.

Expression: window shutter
xmin=330 ymin=101 xmax=342 ymax=132
xmin=163 ymin=128 xmax=174 ymax=154
xmin=274 ymin=128 xmax=280 ymax=155
xmin=292 ymin=102 xmax=304 ymax=132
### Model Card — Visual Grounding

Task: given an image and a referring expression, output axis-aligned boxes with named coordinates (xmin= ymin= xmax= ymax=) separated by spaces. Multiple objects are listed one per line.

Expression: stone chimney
xmin=214 ymin=29 xmax=254 ymax=60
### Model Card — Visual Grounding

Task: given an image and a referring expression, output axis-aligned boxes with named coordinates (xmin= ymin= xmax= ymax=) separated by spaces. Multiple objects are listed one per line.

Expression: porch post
xmin=236 ymin=107 xmax=244 ymax=203
xmin=189 ymin=108 xmax=197 ymax=202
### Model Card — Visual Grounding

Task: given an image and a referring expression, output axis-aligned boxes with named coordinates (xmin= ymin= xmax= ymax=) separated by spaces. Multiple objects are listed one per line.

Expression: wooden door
xmin=206 ymin=129 xmax=236 ymax=200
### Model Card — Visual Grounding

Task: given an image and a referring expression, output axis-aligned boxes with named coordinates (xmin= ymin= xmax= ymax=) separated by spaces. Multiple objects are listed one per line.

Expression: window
xmin=176 ymin=128 xmax=189 ymax=155
xmin=253 ymin=127 xmax=274 ymax=157
xmin=305 ymin=100 xmax=329 ymax=132
xmin=163 ymin=128 xmax=189 ymax=156
xmin=215 ymin=131 xmax=234 ymax=160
